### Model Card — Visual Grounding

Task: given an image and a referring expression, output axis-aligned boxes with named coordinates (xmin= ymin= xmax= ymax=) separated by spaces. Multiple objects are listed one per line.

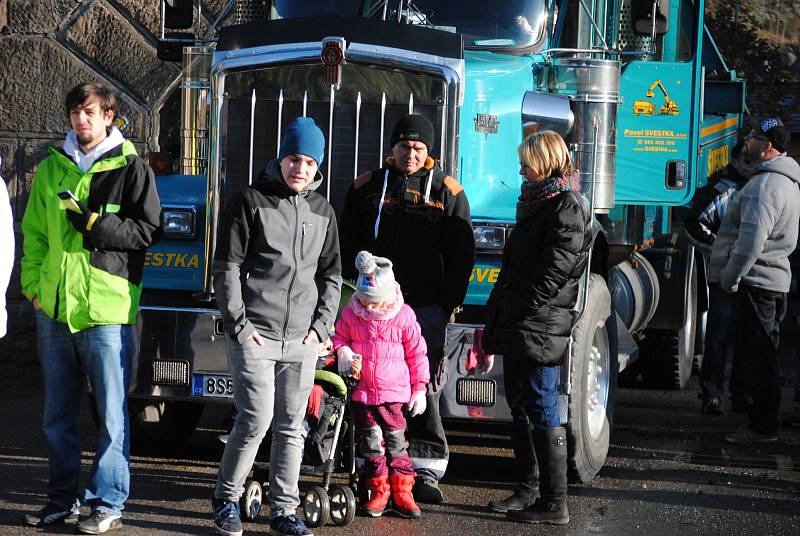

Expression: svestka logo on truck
xmin=145 ymin=252 xmax=200 ymax=269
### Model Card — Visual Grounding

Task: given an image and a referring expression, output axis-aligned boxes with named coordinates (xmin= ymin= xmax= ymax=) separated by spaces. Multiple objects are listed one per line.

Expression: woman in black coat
xmin=483 ymin=131 xmax=592 ymax=525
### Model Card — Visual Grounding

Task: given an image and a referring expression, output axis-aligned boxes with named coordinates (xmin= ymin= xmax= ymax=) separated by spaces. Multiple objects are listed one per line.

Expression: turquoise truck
xmin=136 ymin=0 xmax=745 ymax=484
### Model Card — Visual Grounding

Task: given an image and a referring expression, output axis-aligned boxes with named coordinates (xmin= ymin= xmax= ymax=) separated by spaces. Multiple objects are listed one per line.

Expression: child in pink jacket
xmin=332 ymin=251 xmax=429 ymax=519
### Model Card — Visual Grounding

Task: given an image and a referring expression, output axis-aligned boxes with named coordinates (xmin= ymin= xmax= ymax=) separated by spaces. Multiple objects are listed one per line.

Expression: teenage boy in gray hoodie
xmin=709 ymin=117 xmax=800 ymax=444
xmin=211 ymin=117 xmax=342 ymax=536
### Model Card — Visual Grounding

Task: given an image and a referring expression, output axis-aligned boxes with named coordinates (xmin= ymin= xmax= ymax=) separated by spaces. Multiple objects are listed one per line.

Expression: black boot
xmin=507 ymin=427 xmax=569 ymax=525
xmin=488 ymin=423 xmax=539 ymax=512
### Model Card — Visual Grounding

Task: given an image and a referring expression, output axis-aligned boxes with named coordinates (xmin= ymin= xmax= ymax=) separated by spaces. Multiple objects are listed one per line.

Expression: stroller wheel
xmin=329 ymin=485 xmax=356 ymax=526
xmin=240 ymin=479 xmax=263 ymax=521
xmin=302 ymin=486 xmax=330 ymax=528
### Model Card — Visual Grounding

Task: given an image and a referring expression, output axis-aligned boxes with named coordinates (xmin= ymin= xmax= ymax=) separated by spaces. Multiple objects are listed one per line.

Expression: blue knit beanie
xmin=278 ymin=117 xmax=325 ymax=165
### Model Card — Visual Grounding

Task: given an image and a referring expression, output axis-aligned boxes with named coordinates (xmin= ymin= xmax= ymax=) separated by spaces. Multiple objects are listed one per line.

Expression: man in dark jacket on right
xmin=339 ymin=114 xmax=475 ymax=503
xmin=710 ymin=117 xmax=800 ymax=444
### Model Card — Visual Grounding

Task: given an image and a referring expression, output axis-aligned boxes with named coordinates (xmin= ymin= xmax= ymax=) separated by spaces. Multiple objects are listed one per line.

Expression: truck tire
xmin=640 ymin=263 xmax=698 ymax=389
xmin=129 ymin=400 xmax=204 ymax=452
xmin=567 ymin=274 xmax=618 ymax=483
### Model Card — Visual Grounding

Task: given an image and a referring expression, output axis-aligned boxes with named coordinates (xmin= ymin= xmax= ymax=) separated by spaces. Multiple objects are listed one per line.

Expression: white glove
xmin=336 ymin=346 xmax=356 ymax=375
xmin=406 ymin=391 xmax=428 ymax=417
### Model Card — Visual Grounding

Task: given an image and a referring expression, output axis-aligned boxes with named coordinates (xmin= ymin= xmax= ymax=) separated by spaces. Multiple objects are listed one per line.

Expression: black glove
xmin=66 ymin=208 xmax=99 ymax=234
xmin=66 ymin=209 xmax=89 ymax=233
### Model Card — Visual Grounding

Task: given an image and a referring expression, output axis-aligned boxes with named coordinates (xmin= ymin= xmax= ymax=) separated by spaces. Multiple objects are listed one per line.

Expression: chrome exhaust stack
xmin=548 ymin=58 xmax=620 ymax=214
xmin=180 ymin=46 xmax=213 ymax=176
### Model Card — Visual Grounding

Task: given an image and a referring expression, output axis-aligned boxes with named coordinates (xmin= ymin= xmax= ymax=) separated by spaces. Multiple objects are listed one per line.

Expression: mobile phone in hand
xmin=57 ymin=190 xmax=90 ymax=215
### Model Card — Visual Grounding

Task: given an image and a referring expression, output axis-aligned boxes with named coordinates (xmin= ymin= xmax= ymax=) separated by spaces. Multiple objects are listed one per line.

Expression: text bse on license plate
xmin=192 ymin=374 xmax=234 ymax=398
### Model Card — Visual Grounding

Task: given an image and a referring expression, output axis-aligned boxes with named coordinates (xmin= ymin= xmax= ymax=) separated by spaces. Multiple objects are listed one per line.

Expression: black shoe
xmin=412 ymin=477 xmax=444 ymax=504
xmin=76 ymin=510 xmax=122 ymax=534
xmin=212 ymin=499 xmax=243 ymax=536
xmin=23 ymin=502 xmax=79 ymax=526
xmin=701 ymin=398 xmax=723 ymax=415
xmin=488 ymin=490 xmax=536 ymax=513
xmin=506 ymin=499 xmax=570 ymax=525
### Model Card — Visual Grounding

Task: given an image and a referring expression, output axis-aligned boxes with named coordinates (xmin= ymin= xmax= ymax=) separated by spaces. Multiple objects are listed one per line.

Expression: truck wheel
xmin=640 ymin=261 xmax=697 ymax=389
xmin=129 ymin=400 xmax=204 ymax=453
xmin=567 ymin=274 xmax=618 ymax=483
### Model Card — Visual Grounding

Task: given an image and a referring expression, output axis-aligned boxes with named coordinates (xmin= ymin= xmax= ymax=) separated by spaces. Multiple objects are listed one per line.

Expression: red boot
xmin=362 ymin=475 xmax=391 ymax=517
xmin=390 ymin=474 xmax=421 ymax=519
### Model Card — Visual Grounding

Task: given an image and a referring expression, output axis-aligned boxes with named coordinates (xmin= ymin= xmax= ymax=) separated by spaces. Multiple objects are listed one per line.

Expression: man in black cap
xmin=339 ymin=114 xmax=475 ymax=503
xmin=710 ymin=116 xmax=800 ymax=444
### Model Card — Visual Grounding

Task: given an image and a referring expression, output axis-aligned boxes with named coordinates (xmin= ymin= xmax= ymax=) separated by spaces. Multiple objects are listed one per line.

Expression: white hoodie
xmin=0 ymin=159 xmax=14 ymax=338
xmin=62 ymin=126 xmax=125 ymax=173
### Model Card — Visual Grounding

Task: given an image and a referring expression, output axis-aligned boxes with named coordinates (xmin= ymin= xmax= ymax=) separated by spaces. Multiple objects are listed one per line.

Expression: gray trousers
xmin=214 ymin=336 xmax=316 ymax=518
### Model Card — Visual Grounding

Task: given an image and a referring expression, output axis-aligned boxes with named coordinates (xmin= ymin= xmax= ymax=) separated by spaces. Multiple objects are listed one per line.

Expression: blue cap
xmin=278 ymin=117 xmax=325 ymax=165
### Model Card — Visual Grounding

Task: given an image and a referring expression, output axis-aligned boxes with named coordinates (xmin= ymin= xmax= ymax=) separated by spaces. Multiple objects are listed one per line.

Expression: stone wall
xmin=0 ymin=1 xmax=226 ymax=328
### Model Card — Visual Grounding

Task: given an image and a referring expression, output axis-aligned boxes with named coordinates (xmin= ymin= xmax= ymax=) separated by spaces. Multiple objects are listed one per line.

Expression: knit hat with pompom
xmin=354 ymin=250 xmax=396 ymax=304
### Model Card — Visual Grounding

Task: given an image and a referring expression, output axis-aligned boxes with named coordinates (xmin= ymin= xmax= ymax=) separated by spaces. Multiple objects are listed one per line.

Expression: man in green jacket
xmin=21 ymin=82 xmax=162 ymax=534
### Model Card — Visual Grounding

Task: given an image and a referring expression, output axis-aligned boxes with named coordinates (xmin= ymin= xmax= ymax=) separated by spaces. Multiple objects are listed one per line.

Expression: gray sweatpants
xmin=214 ymin=336 xmax=316 ymax=518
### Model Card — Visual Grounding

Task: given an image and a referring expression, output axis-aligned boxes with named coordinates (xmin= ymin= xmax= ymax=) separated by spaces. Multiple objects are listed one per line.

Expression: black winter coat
xmin=483 ymin=191 xmax=592 ymax=365
xmin=339 ymin=157 xmax=475 ymax=314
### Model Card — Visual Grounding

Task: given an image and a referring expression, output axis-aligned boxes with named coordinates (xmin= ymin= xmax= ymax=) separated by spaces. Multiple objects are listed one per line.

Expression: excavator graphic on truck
xmin=131 ymin=0 xmax=746 ymax=491
xmin=633 ymin=79 xmax=680 ymax=116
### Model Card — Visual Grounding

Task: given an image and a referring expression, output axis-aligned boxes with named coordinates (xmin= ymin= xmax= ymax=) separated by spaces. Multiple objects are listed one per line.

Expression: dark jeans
xmin=700 ymin=284 xmax=748 ymax=400
xmin=406 ymin=305 xmax=449 ymax=480
xmin=735 ymin=285 xmax=787 ymax=435
xmin=503 ymin=358 xmax=561 ymax=430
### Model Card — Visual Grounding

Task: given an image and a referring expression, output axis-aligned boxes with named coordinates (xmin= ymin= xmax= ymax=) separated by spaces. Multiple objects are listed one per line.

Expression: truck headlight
xmin=162 ymin=207 xmax=196 ymax=239
xmin=473 ymin=225 xmax=507 ymax=251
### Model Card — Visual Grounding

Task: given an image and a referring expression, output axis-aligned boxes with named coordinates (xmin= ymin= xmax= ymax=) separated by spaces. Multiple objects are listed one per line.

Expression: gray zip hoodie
xmin=709 ymin=153 xmax=800 ymax=293
xmin=212 ymin=159 xmax=342 ymax=344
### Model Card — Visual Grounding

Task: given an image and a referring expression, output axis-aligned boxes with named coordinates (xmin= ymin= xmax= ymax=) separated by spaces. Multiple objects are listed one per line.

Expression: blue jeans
xmin=35 ymin=311 xmax=133 ymax=515
xmin=699 ymin=284 xmax=737 ymax=400
xmin=503 ymin=358 xmax=561 ymax=430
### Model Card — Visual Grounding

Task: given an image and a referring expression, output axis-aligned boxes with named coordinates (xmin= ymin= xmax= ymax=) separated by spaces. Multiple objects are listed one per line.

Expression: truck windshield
xmin=270 ymin=0 xmax=547 ymax=51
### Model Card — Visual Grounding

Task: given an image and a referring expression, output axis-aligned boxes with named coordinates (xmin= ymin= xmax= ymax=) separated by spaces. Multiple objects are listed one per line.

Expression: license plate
xmin=192 ymin=374 xmax=234 ymax=398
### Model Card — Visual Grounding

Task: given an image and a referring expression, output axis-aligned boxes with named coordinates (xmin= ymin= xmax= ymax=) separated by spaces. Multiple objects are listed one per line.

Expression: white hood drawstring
xmin=423 ymin=168 xmax=433 ymax=204
xmin=374 ymin=167 xmax=434 ymax=240
xmin=63 ymin=127 xmax=125 ymax=173
xmin=374 ymin=169 xmax=390 ymax=239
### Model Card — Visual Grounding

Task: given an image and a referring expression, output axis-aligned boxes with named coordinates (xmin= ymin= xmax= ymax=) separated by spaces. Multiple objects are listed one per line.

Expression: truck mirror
xmin=165 ymin=0 xmax=194 ymax=30
xmin=632 ymin=0 xmax=669 ymax=36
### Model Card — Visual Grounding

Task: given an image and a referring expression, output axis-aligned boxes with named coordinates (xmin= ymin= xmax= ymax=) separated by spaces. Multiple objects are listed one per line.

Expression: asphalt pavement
xmin=0 ymin=326 xmax=798 ymax=536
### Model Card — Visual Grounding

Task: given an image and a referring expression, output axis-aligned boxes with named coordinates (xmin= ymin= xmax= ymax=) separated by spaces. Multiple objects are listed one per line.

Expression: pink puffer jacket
xmin=331 ymin=286 xmax=429 ymax=405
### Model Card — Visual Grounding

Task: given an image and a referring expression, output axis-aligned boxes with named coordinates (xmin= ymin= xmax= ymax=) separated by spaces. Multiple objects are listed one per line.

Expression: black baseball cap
xmin=749 ymin=117 xmax=790 ymax=153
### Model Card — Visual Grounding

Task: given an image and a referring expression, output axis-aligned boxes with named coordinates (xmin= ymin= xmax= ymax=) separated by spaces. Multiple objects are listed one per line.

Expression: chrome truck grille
xmin=215 ymin=61 xmax=452 ymax=216
xmin=203 ymin=32 xmax=464 ymax=294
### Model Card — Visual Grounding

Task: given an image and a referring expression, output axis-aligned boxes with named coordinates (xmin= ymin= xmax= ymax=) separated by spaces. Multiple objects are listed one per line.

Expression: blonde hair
xmin=517 ymin=131 xmax=573 ymax=179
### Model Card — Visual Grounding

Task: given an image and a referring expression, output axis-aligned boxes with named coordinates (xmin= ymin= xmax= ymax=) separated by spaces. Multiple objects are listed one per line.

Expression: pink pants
xmin=353 ymin=402 xmax=415 ymax=477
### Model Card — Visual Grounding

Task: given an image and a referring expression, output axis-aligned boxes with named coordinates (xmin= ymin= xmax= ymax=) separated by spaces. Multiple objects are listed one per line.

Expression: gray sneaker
xmin=76 ymin=510 xmax=122 ymax=534
xmin=23 ymin=502 xmax=80 ymax=526
xmin=724 ymin=426 xmax=778 ymax=445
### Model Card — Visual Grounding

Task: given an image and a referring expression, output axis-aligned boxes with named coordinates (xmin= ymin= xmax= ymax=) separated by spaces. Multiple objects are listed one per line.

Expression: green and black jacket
xmin=21 ymin=140 xmax=162 ymax=332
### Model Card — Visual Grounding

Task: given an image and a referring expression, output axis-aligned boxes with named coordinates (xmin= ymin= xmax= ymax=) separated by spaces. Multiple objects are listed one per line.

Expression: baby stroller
xmin=239 ymin=360 xmax=359 ymax=529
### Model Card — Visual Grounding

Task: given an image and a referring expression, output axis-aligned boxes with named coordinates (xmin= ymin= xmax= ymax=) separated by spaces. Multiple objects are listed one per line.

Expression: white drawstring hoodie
xmin=63 ymin=126 xmax=125 ymax=173
xmin=0 ymin=158 xmax=14 ymax=338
